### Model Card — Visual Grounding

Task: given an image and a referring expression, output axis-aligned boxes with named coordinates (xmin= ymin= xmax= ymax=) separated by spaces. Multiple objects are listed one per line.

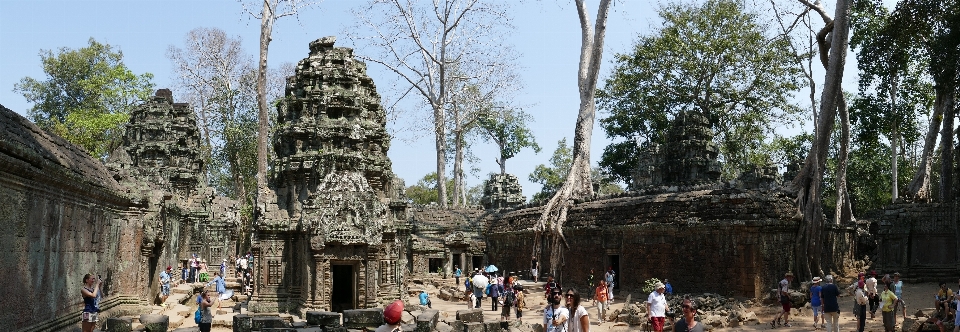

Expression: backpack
xmin=465 ymin=279 xmax=472 ymax=290
xmin=503 ymin=290 xmax=515 ymax=306
xmin=194 ymin=306 xmax=202 ymax=324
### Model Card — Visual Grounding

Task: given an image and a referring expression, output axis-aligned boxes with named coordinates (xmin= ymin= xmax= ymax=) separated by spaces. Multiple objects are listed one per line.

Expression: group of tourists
xmin=458 ymin=266 xmax=527 ymax=323
xmin=769 ymin=270 xmax=960 ymax=332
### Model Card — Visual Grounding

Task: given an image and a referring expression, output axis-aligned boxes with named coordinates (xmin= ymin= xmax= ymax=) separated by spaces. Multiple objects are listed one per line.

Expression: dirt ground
xmin=409 ymin=278 xmax=955 ymax=332
xmin=187 ymin=278 xmax=954 ymax=332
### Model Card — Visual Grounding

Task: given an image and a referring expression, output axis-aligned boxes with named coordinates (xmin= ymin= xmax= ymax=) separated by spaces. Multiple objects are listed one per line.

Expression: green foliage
xmin=477 ymin=108 xmax=542 ymax=174
xmin=529 ymin=138 xmax=622 ymax=201
xmin=14 ymin=38 xmax=155 ymax=158
xmin=642 ymin=278 xmax=663 ymax=294
xmin=529 ymin=139 xmax=573 ymax=201
xmin=406 ymin=172 xmax=456 ymax=205
xmin=596 ymin=0 xmax=803 ymax=182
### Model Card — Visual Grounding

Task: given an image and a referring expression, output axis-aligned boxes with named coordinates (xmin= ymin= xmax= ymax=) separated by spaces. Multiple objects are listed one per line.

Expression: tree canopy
xmin=477 ymin=107 xmax=541 ymax=175
xmin=597 ymin=0 xmax=803 ymax=183
xmin=14 ymin=38 xmax=155 ymax=158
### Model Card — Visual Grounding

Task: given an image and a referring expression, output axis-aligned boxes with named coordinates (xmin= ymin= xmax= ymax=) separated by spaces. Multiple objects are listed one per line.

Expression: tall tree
xmin=597 ymin=0 xmax=803 ymax=183
xmin=791 ymin=0 xmax=853 ymax=280
xmin=530 ymin=138 xmax=621 ymax=202
xmin=241 ymin=0 xmax=317 ymax=196
xmin=14 ymin=38 xmax=154 ymax=158
xmin=532 ymin=0 xmax=610 ymax=279
xmin=348 ymin=0 xmax=516 ymax=209
xmin=477 ymin=108 xmax=541 ymax=175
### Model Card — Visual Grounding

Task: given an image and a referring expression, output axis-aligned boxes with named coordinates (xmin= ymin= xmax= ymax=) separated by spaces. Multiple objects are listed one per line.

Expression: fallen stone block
xmin=401 ymin=323 xmax=417 ymax=332
xmin=168 ymin=313 xmax=184 ymax=329
xmin=139 ymin=314 xmax=169 ymax=332
xmin=253 ymin=316 xmax=289 ymax=330
xmin=292 ymin=321 xmax=307 ymax=328
xmin=305 ymin=311 xmax=341 ymax=327
xmin=342 ymin=308 xmax=384 ymax=329
xmin=456 ymin=309 xmax=484 ymax=323
xmin=415 ymin=310 xmax=439 ymax=332
xmin=464 ymin=322 xmax=484 ymax=332
xmin=482 ymin=320 xmax=501 ymax=332
xmin=172 ymin=327 xmax=200 ymax=332
xmin=446 ymin=320 xmax=464 ymax=332
xmin=233 ymin=314 xmax=252 ymax=332
xmin=213 ymin=313 xmax=236 ymax=328
xmin=104 ymin=317 xmax=133 ymax=332
xmin=435 ymin=321 xmax=453 ymax=332
xmin=297 ymin=328 xmax=323 ymax=332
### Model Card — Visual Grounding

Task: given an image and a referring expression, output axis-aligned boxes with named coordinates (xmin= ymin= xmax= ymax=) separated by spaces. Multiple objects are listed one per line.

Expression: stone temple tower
xmin=252 ymin=37 xmax=408 ymax=314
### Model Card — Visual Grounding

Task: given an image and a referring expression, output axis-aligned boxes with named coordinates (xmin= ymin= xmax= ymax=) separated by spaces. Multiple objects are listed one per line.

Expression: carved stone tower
xmin=252 ymin=37 xmax=407 ymax=314
xmin=662 ymin=111 xmax=722 ymax=185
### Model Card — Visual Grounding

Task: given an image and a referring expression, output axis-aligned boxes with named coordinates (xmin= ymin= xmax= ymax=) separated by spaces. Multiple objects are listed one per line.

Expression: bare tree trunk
xmin=835 ymin=98 xmax=854 ymax=223
xmin=452 ymin=106 xmax=464 ymax=207
xmin=533 ymin=0 xmax=610 ymax=278
xmin=255 ymin=0 xmax=275 ymax=195
xmin=907 ymin=91 xmax=944 ymax=199
xmin=435 ymin=103 xmax=449 ymax=207
xmin=940 ymin=86 xmax=956 ymax=202
xmin=793 ymin=0 xmax=852 ymax=280
xmin=890 ymin=72 xmax=900 ymax=202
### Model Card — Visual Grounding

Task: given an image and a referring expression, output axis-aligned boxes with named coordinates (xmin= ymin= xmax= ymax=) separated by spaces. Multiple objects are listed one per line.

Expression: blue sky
xmin=0 ymin=0 xmax=869 ymax=198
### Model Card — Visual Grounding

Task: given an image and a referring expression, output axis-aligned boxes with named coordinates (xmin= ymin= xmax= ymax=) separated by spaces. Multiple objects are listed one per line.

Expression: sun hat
xmin=655 ymin=282 xmax=666 ymax=289
xmin=785 ymin=272 xmax=794 ymax=277
xmin=384 ymin=300 xmax=404 ymax=325
xmin=812 ymin=277 xmax=821 ymax=283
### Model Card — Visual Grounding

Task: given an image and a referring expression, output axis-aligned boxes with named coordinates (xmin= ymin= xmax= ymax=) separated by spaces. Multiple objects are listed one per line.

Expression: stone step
xmin=168 ymin=313 xmax=184 ymax=329
xmin=212 ymin=312 xmax=237 ymax=328
xmin=172 ymin=284 xmax=194 ymax=294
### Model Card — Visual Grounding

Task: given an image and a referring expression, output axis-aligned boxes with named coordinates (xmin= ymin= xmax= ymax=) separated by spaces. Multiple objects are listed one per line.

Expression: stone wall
xmin=0 ymin=105 xmax=147 ymax=331
xmin=871 ymin=202 xmax=960 ymax=278
xmin=485 ymin=189 xmax=858 ymax=298
xmin=406 ymin=206 xmax=488 ymax=276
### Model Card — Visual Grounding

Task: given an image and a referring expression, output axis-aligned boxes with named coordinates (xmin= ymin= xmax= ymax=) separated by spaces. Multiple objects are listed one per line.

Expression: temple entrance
xmin=331 ymin=264 xmax=355 ymax=312
xmin=454 ymin=255 xmax=463 ymax=271
xmin=428 ymin=258 xmax=443 ymax=274
xmin=472 ymin=256 xmax=483 ymax=272
xmin=608 ymin=255 xmax=620 ymax=290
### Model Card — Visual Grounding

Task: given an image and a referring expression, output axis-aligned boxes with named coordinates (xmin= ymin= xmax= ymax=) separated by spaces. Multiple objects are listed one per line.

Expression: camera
xmin=665 ymin=310 xmax=677 ymax=319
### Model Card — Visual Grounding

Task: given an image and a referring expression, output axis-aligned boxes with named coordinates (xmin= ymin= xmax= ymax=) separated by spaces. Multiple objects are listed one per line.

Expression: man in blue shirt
xmin=454 ymin=265 xmax=462 ymax=287
xmin=664 ymin=279 xmax=673 ymax=296
xmin=159 ymin=266 xmax=172 ymax=307
xmin=821 ymin=275 xmax=841 ymax=332
xmin=419 ymin=289 xmax=432 ymax=308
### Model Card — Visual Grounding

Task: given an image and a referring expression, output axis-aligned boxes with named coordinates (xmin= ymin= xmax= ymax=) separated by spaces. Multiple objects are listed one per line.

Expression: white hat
xmin=812 ymin=277 xmax=822 ymax=283
xmin=655 ymin=282 xmax=665 ymax=289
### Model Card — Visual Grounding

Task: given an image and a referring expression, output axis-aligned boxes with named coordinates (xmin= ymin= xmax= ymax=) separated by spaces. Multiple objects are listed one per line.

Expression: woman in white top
xmin=565 ymin=288 xmax=590 ymax=332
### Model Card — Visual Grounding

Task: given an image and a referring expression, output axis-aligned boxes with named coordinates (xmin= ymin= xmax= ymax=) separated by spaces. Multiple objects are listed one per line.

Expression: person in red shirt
xmin=595 ymin=280 xmax=610 ymax=324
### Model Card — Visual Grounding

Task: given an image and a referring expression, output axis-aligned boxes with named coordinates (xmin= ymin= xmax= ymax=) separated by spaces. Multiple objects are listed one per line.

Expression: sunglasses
xmin=565 ymin=294 xmax=575 ymax=297
xmin=682 ymin=304 xmax=693 ymax=310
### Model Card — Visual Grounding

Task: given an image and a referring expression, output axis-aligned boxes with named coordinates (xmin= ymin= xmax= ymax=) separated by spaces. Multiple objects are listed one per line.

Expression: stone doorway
xmin=608 ymin=255 xmax=620 ymax=290
xmin=472 ymin=256 xmax=483 ymax=271
xmin=331 ymin=264 xmax=356 ymax=312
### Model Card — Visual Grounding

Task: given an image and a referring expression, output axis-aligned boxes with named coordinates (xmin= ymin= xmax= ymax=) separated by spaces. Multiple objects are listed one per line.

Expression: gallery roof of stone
xmin=0 ymin=104 xmax=124 ymax=193
xmin=407 ymin=205 xmax=488 ymax=231
xmin=487 ymin=188 xmax=797 ymax=232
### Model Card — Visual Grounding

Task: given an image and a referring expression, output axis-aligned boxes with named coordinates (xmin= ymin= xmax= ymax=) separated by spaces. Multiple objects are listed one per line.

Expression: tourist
xmin=810 ymin=276 xmax=823 ymax=329
xmin=588 ymin=269 xmax=596 ymax=293
xmin=866 ymin=271 xmax=879 ymax=319
xmin=490 ymin=279 xmax=502 ymax=311
xmin=565 ymin=288 xmax=589 ymax=332
xmin=181 ymin=265 xmax=189 ymax=285
xmin=855 ymin=280 xmax=868 ymax=332
xmin=219 ymin=259 xmax=227 ymax=277
xmin=501 ymin=284 xmax=515 ymax=321
xmin=881 ymin=282 xmax=898 ymax=332
xmin=821 ymin=275 xmax=841 ymax=332
xmin=514 ymin=284 xmax=526 ymax=325
xmin=189 ymin=254 xmax=199 ymax=283
xmin=197 ymin=290 xmax=214 ymax=332
xmin=205 ymin=272 xmax=228 ymax=309
xmin=595 ymin=280 xmax=609 ymax=324
xmin=935 ymin=281 xmax=954 ymax=317
xmin=472 ymin=271 xmax=489 ymax=309
xmin=80 ymin=274 xmax=102 ymax=332
xmin=235 ymin=255 xmax=243 ymax=278
xmin=664 ymin=279 xmax=673 ymax=296
xmin=647 ymin=281 xmax=669 ymax=332
xmin=771 ymin=272 xmax=794 ymax=327
xmin=419 ymin=289 xmax=432 ymax=309
xmin=674 ymin=298 xmax=704 ymax=332
xmin=543 ymin=288 xmax=568 ymax=332
xmin=531 ymin=258 xmax=539 ymax=282
xmin=159 ymin=266 xmax=172 ymax=307
xmin=464 ymin=274 xmax=473 ymax=304
xmin=238 ymin=255 xmax=248 ymax=278
xmin=454 ymin=265 xmax=462 ymax=286
xmin=545 ymin=276 xmax=558 ymax=300
xmin=605 ymin=267 xmax=616 ymax=303
xmin=892 ymin=272 xmax=907 ymax=320
xmin=952 ymin=293 xmax=960 ymax=332
xmin=376 ymin=300 xmax=404 ymax=332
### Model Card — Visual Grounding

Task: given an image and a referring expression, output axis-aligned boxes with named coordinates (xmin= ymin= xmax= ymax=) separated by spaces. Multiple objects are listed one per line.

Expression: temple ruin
xmin=0 ymin=36 xmax=957 ymax=331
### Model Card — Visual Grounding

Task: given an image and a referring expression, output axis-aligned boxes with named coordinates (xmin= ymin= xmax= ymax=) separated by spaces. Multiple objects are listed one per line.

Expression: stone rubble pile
xmin=609 ymin=293 xmax=761 ymax=330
